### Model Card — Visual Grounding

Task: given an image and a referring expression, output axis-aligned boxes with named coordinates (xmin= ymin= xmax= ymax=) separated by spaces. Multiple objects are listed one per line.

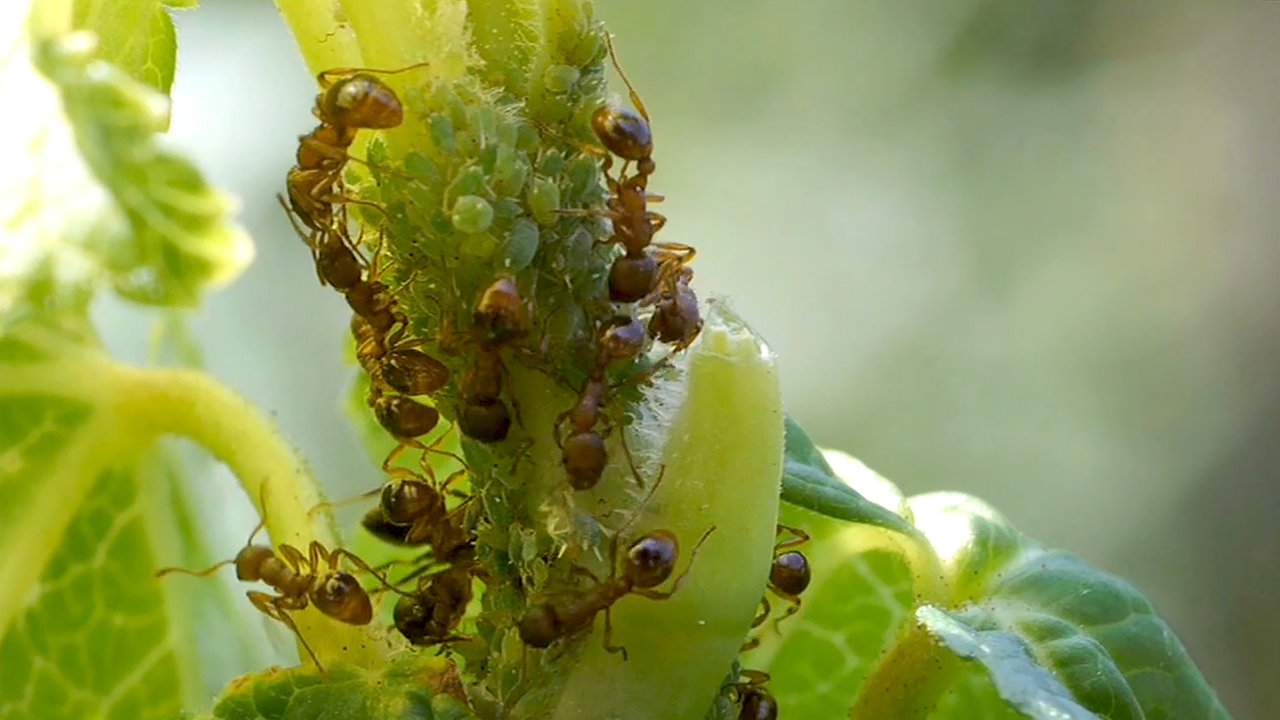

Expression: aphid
xmin=517 ymin=526 xmax=714 ymax=660
xmin=155 ymin=516 xmax=395 ymax=671
xmin=557 ymin=316 xmax=647 ymax=490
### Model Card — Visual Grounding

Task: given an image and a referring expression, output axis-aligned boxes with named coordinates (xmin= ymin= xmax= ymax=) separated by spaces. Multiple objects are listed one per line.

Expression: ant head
xmin=473 ymin=276 xmax=529 ymax=345
xmin=516 ymin=603 xmax=558 ymax=648
xmin=232 ymin=545 xmax=275 ymax=583
xmin=322 ymin=74 xmax=404 ymax=130
xmin=591 ymin=105 xmax=653 ymax=163
xmin=624 ymin=530 xmax=678 ymax=589
xmin=312 ymin=572 xmax=374 ymax=625
xmin=738 ymin=686 xmax=779 ymax=720
xmin=770 ymin=551 xmax=811 ymax=596
xmin=380 ymin=478 xmax=441 ymax=526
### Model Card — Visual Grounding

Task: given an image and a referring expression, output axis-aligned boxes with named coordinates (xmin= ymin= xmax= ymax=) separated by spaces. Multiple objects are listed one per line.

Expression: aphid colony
xmin=158 ymin=34 xmax=809 ymax=719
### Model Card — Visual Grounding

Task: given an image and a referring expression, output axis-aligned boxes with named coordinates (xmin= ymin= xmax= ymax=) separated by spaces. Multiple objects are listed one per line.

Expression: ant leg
xmin=307 ymin=486 xmax=382 ymax=521
xmin=750 ymin=596 xmax=771 ymax=629
xmin=334 ymin=549 xmax=415 ymax=597
xmin=617 ymin=421 xmax=645 ymax=489
xmin=638 ymin=526 xmax=716 ymax=601
xmin=602 ymin=607 xmax=629 ymax=662
xmin=250 ymin=592 xmax=324 ymax=672
xmin=774 ymin=524 xmax=810 ymax=552
xmin=771 ymin=593 xmax=802 ymax=634
xmin=276 ymin=543 xmax=310 ymax=575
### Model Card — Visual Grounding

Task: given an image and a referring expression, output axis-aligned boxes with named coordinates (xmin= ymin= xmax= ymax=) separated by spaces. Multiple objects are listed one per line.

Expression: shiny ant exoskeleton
xmin=727 ymin=670 xmax=779 ymax=720
xmin=643 ymin=244 xmax=702 ymax=350
xmin=455 ymin=276 xmax=531 ymax=443
xmin=283 ymin=65 xmax=423 ymax=259
xmin=155 ymin=515 xmax=396 ymax=671
xmin=557 ymin=316 xmax=647 ymax=490
xmin=517 ymin=525 xmax=714 ymax=660
xmin=742 ymin=524 xmax=812 ymax=652
xmin=393 ymin=562 xmax=475 ymax=647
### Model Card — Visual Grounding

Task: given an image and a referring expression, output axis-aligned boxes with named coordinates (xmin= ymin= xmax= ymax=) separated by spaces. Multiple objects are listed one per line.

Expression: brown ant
xmin=393 ymin=562 xmax=476 ymax=647
xmin=283 ymin=64 xmax=425 ymax=254
xmin=155 ymin=513 xmax=397 ymax=671
xmin=727 ymin=670 xmax=779 ymax=720
xmin=517 ymin=525 xmax=715 ymax=660
xmin=455 ymin=276 xmax=531 ymax=443
xmin=643 ymin=244 xmax=701 ymax=350
xmin=557 ymin=315 xmax=647 ymax=490
xmin=742 ymin=525 xmax=812 ymax=652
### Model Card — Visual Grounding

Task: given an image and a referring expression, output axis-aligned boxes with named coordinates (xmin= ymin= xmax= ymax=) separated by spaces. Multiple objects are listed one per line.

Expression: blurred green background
xmin=97 ymin=1 xmax=1277 ymax=716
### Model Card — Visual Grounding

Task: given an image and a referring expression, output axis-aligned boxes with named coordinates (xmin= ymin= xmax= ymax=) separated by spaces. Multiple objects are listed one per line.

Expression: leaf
xmin=916 ymin=605 xmax=1103 ymax=720
xmin=942 ymin=550 xmax=1232 ymax=720
xmin=0 ymin=457 xmax=199 ymax=720
xmin=0 ymin=3 xmax=251 ymax=327
xmin=70 ymin=0 xmax=183 ymax=95
xmin=852 ymin=493 xmax=1234 ymax=720
xmin=779 ymin=415 xmax=919 ymax=538
xmin=195 ymin=658 xmax=476 ymax=720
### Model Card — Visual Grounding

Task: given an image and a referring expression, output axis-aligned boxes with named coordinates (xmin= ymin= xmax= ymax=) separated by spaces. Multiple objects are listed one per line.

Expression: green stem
xmin=273 ymin=0 xmax=363 ymax=76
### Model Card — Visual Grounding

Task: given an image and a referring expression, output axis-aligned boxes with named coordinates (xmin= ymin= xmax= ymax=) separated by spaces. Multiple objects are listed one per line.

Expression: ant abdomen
xmin=312 ymin=572 xmax=374 ymax=625
xmin=591 ymin=105 xmax=653 ymax=163
xmin=770 ymin=551 xmax=811 ymax=598
xmin=609 ymin=252 xmax=658 ymax=304
xmin=321 ymin=74 xmax=405 ymax=130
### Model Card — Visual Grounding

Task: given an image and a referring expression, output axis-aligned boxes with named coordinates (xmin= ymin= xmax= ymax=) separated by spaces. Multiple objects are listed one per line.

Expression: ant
xmin=155 ymin=509 xmax=398 ymax=671
xmin=283 ymin=64 xmax=424 ymax=256
xmin=361 ymin=470 xmax=474 ymax=564
xmin=517 ymin=525 xmax=715 ymax=660
xmin=557 ymin=315 xmax=647 ymax=490
xmin=643 ymin=244 xmax=701 ymax=351
xmin=742 ymin=525 xmax=812 ymax=652
xmin=393 ymin=561 xmax=476 ymax=647
xmin=727 ymin=670 xmax=779 ymax=720
xmin=455 ymin=276 xmax=531 ymax=443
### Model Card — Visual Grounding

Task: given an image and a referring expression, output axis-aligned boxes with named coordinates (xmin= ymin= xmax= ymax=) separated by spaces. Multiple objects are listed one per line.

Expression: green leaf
xmin=71 ymin=0 xmax=182 ymax=95
xmin=916 ymin=605 xmax=1102 ymax=720
xmin=851 ymin=492 xmax=1233 ymax=719
xmin=947 ymin=550 xmax=1232 ymax=720
xmin=0 ymin=457 xmax=199 ymax=720
xmin=780 ymin=415 xmax=919 ymax=538
xmin=0 ymin=9 xmax=251 ymax=326
xmin=197 ymin=658 xmax=475 ymax=720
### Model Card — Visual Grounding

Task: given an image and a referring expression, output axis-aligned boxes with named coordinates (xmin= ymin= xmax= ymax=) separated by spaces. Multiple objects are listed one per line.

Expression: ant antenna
xmin=602 ymin=33 xmax=650 ymax=123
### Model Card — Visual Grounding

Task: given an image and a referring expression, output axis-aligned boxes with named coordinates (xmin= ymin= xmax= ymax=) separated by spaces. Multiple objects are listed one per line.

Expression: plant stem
xmin=850 ymin=610 xmax=961 ymax=720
